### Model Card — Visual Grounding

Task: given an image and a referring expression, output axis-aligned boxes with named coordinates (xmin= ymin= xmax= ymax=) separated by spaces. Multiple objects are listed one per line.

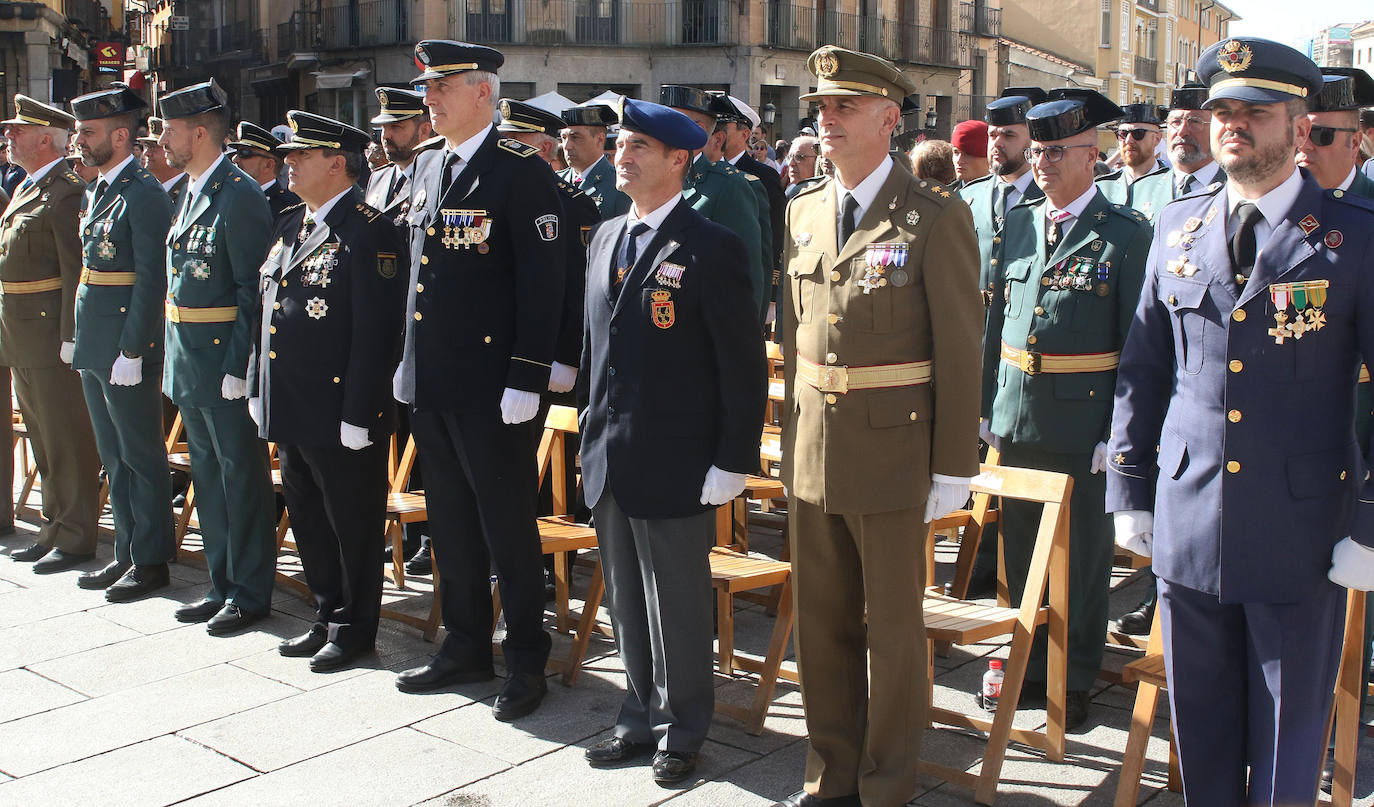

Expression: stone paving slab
xmin=0 ymin=668 xmax=85 ymax=723
xmin=0 ymin=610 xmax=141 ymax=672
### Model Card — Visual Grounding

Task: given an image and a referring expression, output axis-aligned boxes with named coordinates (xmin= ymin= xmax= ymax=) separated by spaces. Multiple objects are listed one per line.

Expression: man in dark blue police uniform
xmin=391 ymin=41 xmax=565 ymax=722
xmin=229 ymin=121 xmax=300 ymax=218
xmin=365 ymin=87 xmax=433 ymax=226
xmin=1108 ymin=38 xmax=1374 ymax=804
xmin=252 ymin=111 xmax=407 ymax=672
xmin=578 ymin=97 xmax=766 ymax=786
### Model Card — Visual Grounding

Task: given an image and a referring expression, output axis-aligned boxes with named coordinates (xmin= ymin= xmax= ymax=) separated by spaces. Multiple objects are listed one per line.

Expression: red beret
xmin=950 ymin=120 xmax=988 ymax=158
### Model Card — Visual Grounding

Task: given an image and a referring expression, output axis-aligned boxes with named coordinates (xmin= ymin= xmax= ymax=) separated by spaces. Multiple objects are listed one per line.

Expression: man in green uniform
xmin=158 ymin=79 xmax=277 ymax=636
xmin=1096 ymin=102 xmax=1170 ymax=220
xmin=0 ymin=95 xmax=102 ymax=574
xmin=982 ymin=90 xmax=1151 ymax=729
xmin=68 ymin=85 xmax=176 ymax=600
xmin=659 ymin=86 xmax=767 ymax=314
xmin=559 ymin=104 xmax=630 ymax=219
xmin=776 ymin=47 xmax=982 ymax=807
xmin=140 ymin=118 xmax=188 ymax=208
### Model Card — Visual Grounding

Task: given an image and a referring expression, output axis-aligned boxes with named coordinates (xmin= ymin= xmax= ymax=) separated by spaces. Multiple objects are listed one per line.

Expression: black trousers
xmin=411 ymin=407 xmax=551 ymax=675
xmin=279 ymin=439 xmax=389 ymax=650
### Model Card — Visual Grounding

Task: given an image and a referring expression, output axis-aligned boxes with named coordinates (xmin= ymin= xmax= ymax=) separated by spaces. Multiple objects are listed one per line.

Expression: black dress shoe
xmin=10 ymin=542 xmax=50 ymax=562
xmin=175 ymin=597 xmax=224 ymax=623
xmin=1115 ymin=599 xmax=1156 ymax=636
xmin=310 ymin=642 xmax=374 ymax=672
xmin=492 ymin=671 xmax=548 ymax=721
xmin=104 ymin=564 xmax=170 ymax=602
xmin=585 ymin=736 xmax=654 ymax=767
xmin=78 ymin=560 xmax=131 ymax=590
xmin=278 ymin=625 xmax=328 ymax=657
xmin=32 ymin=549 xmax=96 ymax=574
xmin=404 ymin=541 xmax=432 ymax=575
xmin=1065 ymin=689 xmax=1091 ymax=731
xmin=651 ymin=750 xmax=698 ymax=785
xmin=395 ymin=655 xmax=495 ymax=693
xmin=206 ymin=604 xmax=265 ymax=636
xmin=773 ymin=792 xmax=862 ymax=807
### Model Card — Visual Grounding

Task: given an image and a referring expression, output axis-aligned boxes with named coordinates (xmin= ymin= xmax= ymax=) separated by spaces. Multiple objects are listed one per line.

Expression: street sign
xmin=169 ymin=16 xmax=189 ymax=30
xmin=95 ymin=42 xmax=122 ymax=71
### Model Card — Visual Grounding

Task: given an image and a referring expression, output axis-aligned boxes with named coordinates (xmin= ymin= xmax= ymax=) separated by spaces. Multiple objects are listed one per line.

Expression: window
xmin=1101 ymin=0 xmax=1111 ymax=46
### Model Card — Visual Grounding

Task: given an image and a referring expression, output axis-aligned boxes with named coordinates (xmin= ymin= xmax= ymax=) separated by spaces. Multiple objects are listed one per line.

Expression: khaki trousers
xmin=11 ymin=364 xmax=99 ymax=552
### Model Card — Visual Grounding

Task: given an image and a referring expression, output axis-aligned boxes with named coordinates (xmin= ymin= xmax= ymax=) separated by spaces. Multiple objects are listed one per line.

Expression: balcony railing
xmin=975 ymin=6 xmax=1000 ymax=37
xmin=1136 ymin=0 xmax=1159 ymax=11
xmin=958 ymin=93 xmax=992 ymax=122
xmin=766 ymin=4 xmax=965 ymax=67
xmin=1134 ymin=55 xmax=1158 ymax=81
xmin=320 ymin=0 xmax=409 ymax=49
xmin=458 ymin=0 xmax=735 ymax=47
xmin=278 ymin=11 xmax=321 ymax=55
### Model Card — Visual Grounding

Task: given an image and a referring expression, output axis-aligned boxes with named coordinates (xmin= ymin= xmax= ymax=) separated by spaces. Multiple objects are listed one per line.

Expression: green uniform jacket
xmin=741 ymin=169 xmax=773 ymax=311
xmin=0 ymin=164 xmax=85 ymax=368
xmin=73 ymin=160 xmax=171 ymax=371
xmin=560 ymin=155 xmax=631 ymax=219
xmin=1096 ymin=160 xmax=1170 ymax=222
xmin=684 ymin=154 xmax=766 ymax=311
xmin=959 ymin=173 xmax=1045 ymax=303
xmin=983 ymin=190 xmax=1152 ymax=452
xmin=164 ymin=157 xmax=272 ymax=408
xmin=1346 ymin=172 xmax=1374 ymax=446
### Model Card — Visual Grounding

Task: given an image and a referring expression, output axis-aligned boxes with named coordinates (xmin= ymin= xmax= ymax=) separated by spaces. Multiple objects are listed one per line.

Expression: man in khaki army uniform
xmin=0 ymin=95 xmax=102 ymax=574
xmin=982 ymin=90 xmax=1151 ymax=730
xmin=778 ymin=47 xmax=982 ymax=807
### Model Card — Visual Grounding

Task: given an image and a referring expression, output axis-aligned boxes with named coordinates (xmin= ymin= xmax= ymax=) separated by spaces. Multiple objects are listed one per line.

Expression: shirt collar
xmin=27 ymin=155 xmax=69 ymax=185
xmin=161 ymin=172 xmax=186 ymax=192
xmin=836 ymin=155 xmax=894 ymax=216
xmin=1228 ymin=166 xmax=1302 ymax=229
xmin=1048 ymin=184 xmax=1098 ymax=221
xmin=726 ymin=149 xmax=745 ymax=165
xmin=98 ymin=154 xmax=136 ymax=186
xmin=446 ymin=123 xmax=492 ymax=166
xmin=630 ymin=192 xmax=683 ymax=232
xmin=260 ymin=178 xmax=276 ymax=192
xmin=307 ymin=186 xmax=351 ymax=223
xmin=1004 ymin=170 xmax=1034 ymax=195
xmin=1175 ymin=160 xmax=1218 ymax=188
xmin=188 ymin=153 xmax=227 ymax=198
xmin=1338 ymin=165 xmax=1358 ymax=192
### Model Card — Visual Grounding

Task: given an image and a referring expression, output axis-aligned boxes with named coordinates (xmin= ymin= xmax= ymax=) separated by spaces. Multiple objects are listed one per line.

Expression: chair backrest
xmin=164 ymin=411 xmax=185 ymax=453
xmin=389 ymin=435 xmax=419 ymax=495
xmin=537 ymin=404 xmax=581 ymax=516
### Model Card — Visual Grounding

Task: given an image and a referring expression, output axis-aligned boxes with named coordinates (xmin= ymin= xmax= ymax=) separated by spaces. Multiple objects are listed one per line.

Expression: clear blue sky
xmin=1223 ymin=0 xmax=1370 ymax=52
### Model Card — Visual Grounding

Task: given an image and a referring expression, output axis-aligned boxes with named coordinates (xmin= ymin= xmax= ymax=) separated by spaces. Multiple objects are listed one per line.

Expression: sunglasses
xmin=1115 ymin=128 xmax=1157 ymax=141
xmin=1308 ymin=125 xmax=1357 ymax=147
xmin=1023 ymin=144 xmax=1096 ymax=163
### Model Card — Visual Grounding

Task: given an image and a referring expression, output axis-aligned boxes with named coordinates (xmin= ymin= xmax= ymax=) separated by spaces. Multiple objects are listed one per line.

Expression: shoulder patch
xmin=497 ymin=138 xmax=539 ymax=157
xmin=414 ymin=135 xmax=445 ymax=154
xmin=62 ymin=171 xmax=81 ymax=185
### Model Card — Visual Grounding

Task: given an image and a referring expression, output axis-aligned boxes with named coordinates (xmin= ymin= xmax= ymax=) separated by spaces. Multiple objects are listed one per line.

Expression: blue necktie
xmin=614 ymin=222 xmax=651 ymax=287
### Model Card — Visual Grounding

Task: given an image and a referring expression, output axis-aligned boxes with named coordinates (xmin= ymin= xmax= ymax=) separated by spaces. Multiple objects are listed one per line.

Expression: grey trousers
xmin=592 ymin=491 xmax=716 ymax=753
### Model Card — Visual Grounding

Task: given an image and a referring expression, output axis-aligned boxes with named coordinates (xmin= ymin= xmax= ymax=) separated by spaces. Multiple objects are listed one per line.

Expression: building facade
xmin=0 ymin=0 xmax=121 ymax=106
xmin=1352 ymin=20 xmax=1374 ymax=73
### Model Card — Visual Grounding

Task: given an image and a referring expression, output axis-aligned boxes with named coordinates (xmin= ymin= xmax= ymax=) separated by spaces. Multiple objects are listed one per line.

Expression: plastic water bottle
xmin=980 ymin=659 xmax=1004 ymax=712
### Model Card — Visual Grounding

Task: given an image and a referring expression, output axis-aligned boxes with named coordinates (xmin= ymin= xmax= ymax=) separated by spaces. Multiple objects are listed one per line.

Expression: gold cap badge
xmin=1217 ymin=40 xmax=1253 ymax=74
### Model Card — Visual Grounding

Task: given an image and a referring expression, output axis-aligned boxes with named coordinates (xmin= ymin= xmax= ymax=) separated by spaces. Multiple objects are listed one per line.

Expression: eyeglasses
xmin=1023 ymin=144 xmax=1096 ymax=163
xmin=1167 ymin=115 xmax=1208 ymax=129
xmin=1115 ymin=128 xmax=1157 ymax=141
xmin=1308 ymin=125 xmax=1357 ymax=147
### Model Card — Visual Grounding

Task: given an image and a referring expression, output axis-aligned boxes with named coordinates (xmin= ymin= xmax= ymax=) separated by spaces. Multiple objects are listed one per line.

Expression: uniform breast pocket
xmin=787 ymin=251 xmax=823 ymax=324
xmin=1002 ymin=258 xmax=1032 ymax=318
xmin=1158 ymin=277 xmax=1207 ymax=374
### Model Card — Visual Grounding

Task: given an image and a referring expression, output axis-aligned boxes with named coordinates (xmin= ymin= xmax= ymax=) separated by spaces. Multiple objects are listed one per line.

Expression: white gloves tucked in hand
xmin=700 ymin=465 xmax=748 ymax=506
xmin=340 ymin=422 xmax=372 ymax=450
xmin=59 ymin=340 xmax=74 ymax=365
xmin=1329 ymin=537 xmax=1374 ymax=591
xmin=925 ymin=475 xmax=972 ymax=523
xmin=221 ymin=374 xmax=248 ymax=400
xmin=500 ymin=387 xmax=540 ymax=424
xmin=110 ymin=354 xmax=142 ymax=386
xmin=548 ymin=362 xmax=578 ymax=393
xmin=1089 ymin=441 xmax=1109 ymax=474
xmin=1114 ymin=510 xmax=1153 ymax=559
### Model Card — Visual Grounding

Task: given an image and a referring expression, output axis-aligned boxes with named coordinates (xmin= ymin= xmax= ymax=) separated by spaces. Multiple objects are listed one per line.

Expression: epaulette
xmin=1095 ymin=168 xmax=1125 ymax=183
xmin=788 ymin=176 xmax=830 ymax=203
xmin=913 ymin=178 xmax=957 ymax=203
xmin=62 ymin=171 xmax=81 ymax=185
xmin=355 ymin=201 xmax=383 ymax=222
xmin=720 ymin=163 xmax=739 ymax=175
xmin=556 ymin=179 xmax=586 ymax=199
xmin=1108 ymin=203 xmax=1151 ymax=226
xmin=497 ymin=138 xmax=539 ymax=158
xmin=960 ymin=173 xmax=994 ymax=191
xmin=414 ymin=136 xmax=445 ymax=154
xmin=741 ymin=172 xmax=759 ymax=182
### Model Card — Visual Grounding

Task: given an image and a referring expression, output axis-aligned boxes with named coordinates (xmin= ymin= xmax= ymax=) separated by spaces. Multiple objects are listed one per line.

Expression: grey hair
xmin=464 ymin=71 xmax=501 ymax=111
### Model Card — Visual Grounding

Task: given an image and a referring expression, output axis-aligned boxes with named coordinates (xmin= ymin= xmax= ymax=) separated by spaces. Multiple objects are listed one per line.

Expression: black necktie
xmin=439 ymin=152 xmax=460 ymax=197
xmin=387 ymin=172 xmax=407 ymax=206
xmin=1175 ymin=174 xmax=1193 ymax=198
xmin=992 ymin=182 xmax=1010 ymax=228
xmin=94 ymin=179 xmax=108 ymax=201
xmin=838 ymin=193 xmax=859 ymax=246
xmin=1228 ymin=202 xmax=1262 ymax=284
xmin=614 ymin=222 xmax=651 ymax=287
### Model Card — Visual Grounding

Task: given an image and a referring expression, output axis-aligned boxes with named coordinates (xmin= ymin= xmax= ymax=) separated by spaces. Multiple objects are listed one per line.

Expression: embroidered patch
xmin=1325 ymin=230 xmax=1343 ymax=249
xmin=378 ymin=252 xmax=398 ymax=279
xmin=535 ymin=214 xmax=558 ymax=242
xmin=650 ymin=289 xmax=675 ymax=329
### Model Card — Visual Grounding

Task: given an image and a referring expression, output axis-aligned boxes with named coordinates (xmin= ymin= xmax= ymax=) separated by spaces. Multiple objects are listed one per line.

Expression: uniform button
xmin=84 ymin=228 xmax=90 ymax=235
xmin=1229 ymin=359 xmax=1243 ymax=373
xmin=268 ymin=350 xmax=277 ymax=359
xmin=830 ymin=271 xmax=841 ymax=282
xmin=1340 ymin=470 xmax=1348 ymax=480
xmin=273 ymin=302 xmax=281 ymax=310
xmin=280 ymin=280 xmax=287 ymax=287
xmin=173 ymin=242 xmax=180 ymax=250
xmin=1041 ymin=277 xmax=1051 ymax=286
xmin=1027 ymin=334 xmax=1037 ymax=344
xmin=825 ymin=393 xmax=837 ymax=404
xmin=909 ymin=412 xmax=917 ymax=421
xmin=421 ymin=255 xmax=429 ymax=265
xmin=483 ymin=336 xmax=491 ymax=343
xmin=426 ymin=227 xmax=435 ymax=236
xmin=119 ymin=307 xmax=126 ymax=313
xmin=1232 ymin=309 xmax=1246 ymax=322
xmin=1168 ymin=294 xmax=1177 ymax=306
xmin=825 ymin=352 xmax=837 ymax=363
xmin=1226 ymin=460 xmax=1240 ymax=473
xmin=1033 ymin=305 xmax=1045 ymax=315
xmin=608 ymin=406 xmax=616 ymax=415
xmin=827 ymin=313 xmax=839 ymax=324
xmin=1088 ymin=390 xmax=1095 ymax=397
xmin=213 ymin=338 xmax=220 ymax=345
xmin=1227 ymin=409 xmax=1241 ymax=423
xmin=39 ymin=311 xmax=46 ymax=317
xmin=610 ymin=326 xmax=618 ymax=336
xmin=992 ymin=236 xmax=1001 ymax=244
xmin=414 ymin=312 xmax=423 ymax=321
xmin=415 ymin=283 xmax=424 ymax=293
xmin=990 ymin=258 xmax=998 ymax=266
xmin=269 ymin=326 xmax=277 ymax=334
xmin=609 ymin=367 xmax=616 ymax=376
xmin=333 ymin=376 xmax=340 ymax=383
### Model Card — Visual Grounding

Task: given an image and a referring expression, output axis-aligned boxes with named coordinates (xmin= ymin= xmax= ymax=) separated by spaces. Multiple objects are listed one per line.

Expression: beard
xmin=1219 ymin=121 xmax=1294 ymax=185
xmin=992 ymin=150 xmax=1025 ymax=177
xmin=1170 ymin=136 xmax=1206 ymax=169
xmin=80 ymin=137 xmax=114 ymax=168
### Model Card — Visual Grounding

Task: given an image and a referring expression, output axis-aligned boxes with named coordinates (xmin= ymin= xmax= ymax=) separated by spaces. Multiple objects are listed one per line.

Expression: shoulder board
xmin=719 ymin=163 xmax=739 ymax=175
xmin=497 ymin=138 xmax=539 ymax=157
xmin=1330 ymin=187 xmax=1374 ymax=212
xmin=1096 ymin=168 xmax=1125 ymax=183
xmin=912 ymin=177 xmax=957 ymax=203
xmin=1107 ymin=203 xmax=1150 ymax=225
xmin=961 ymin=174 xmax=993 ymax=190
xmin=61 ymin=171 xmax=82 ymax=185
xmin=414 ymin=136 xmax=445 ymax=154
xmin=789 ymin=176 xmax=830 ymax=201
xmin=741 ymin=172 xmax=759 ymax=182
xmin=355 ymin=201 xmax=383 ymax=222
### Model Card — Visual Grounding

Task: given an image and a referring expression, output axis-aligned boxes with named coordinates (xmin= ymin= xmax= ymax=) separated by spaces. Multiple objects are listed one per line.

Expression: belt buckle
xmin=818 ymin=365 xmax=848 ymax=394
xmin=1019 ymin=351 xmax=1041 ymax=376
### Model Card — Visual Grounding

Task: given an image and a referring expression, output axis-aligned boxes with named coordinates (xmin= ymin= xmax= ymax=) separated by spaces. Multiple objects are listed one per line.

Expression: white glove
xmin=500 ymin=387 xmax=540 ymax=424
xmin=248 ymin=396 xmax=264 ymax=428
xmin=978 ymin=418 xmax=1001 ymax=450
xmin=109 ymin=354 xmax=142 ymax=386
xmin=700 ymin=465 xmax=748 ymax=506
xmin=548 ymin=362 xmax=578 ymax=393
xmin=391 ymin=363 xmax=409 ymax=404
xmin=1090 ymin=441 xmax=1109 ymax=474
xmin=59 ymin=340 xmax=74 ymax=365
xmin=924 ymin=475 xmax=972 ymax=523
xmin=220 ymin=374 xmax=248 ymax=400
xmin=340 ymin=421 xmax=372 ymax=450
xmin=1329 ymin=537 xmax=1374 ymax=591
xmin=765 ymin=302 xmax=777 ymax=324
xmin=1113 ymin=510 xmax=1154 ymax=558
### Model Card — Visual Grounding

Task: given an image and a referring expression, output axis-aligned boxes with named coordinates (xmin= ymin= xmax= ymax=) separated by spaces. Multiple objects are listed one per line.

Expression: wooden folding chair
xmin=12 ymin=412 xmax=38 ymax=512
xmin=1322 ymin=587 xmax=1366 ymax=806
xmin=932 ymin=445 xmax=1002 ymax=602
xmin=1112 ymin=606 xmax=1181 ymax=806
xmin=919 ymin=463 xmax=1072 ymax=805
xmin=378 ymin=434 xmax=442 ymax=640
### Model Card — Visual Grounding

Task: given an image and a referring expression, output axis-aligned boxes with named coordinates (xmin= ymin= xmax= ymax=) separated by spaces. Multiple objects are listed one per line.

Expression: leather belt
xmin=164 ymin=301 xmax=237 ymax=323
xmin=80 ymin=269 xmax=136 ymax=286
xmin=1 ymin=277 xmax=63 ymax=294
xmin=1000 ymin=341 xmax=1120 ymax=376
xmin=796 ymin=353 xmax=933 ymax=394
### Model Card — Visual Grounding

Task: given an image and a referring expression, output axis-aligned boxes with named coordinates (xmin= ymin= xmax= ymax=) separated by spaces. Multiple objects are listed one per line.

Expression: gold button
xmin=269 ymin=326 xmax=276 ymax=334
xmin=427 ymin=227 xmax=435 ymax=236
xmin=414 ymin=312 xmax=423 ymax=321
xmin=280 ymin=280 xmax=287 ymax=287
xmin=1041 ymin=277 xmax=1051 ymax=286
xmin=421 ymin=255 xmax=429 ymax=265
xmin=1226 ymin=460 xmax=1240 ymax=473
xmin=1027 ymin=334 xmax=1037 ymax=344
xmin=990 ymin=258 xmax=998 ymax=266
xmin=213 ymin=338 xmax=220 ymax=345
xmin=333 ymin=376 xmax=340 ymax=383
xmin=174 ymin=242 xmax=180 ymax=250
xmin=39 ymin=311 xmax=46 ymax=317
xmin=1232 ymin=309 xmax=1246 ymax=322
xmin=268 ymin=350 xmax=276 ymax=359
xmin=824 ymin=393 xmax=837 ymax=404
xmin=84 ymin=228 xmax=90 ymax=235
xmin=1033 ymin=305 xmax=1045 ymax=315
xmin=273 ymin=302 xmax=281 ymax=310
xmin=1227 ymin=409 xmax=1241 ymax=423
xmin=1089 ymin=390 xmax=1095 ymax=397
xmin=415 ymin=283 xmax=424 ymax=293
xmin=1340 ymin=470 xmax=1348 ymax=480
xmin=825 ymin=352 xmax=837 ymax=363
xmin=1229 ymin=359 xmax=1243 ymax=373
xmin=992 ymin=236 xmax=1001 ymax=244
xmin=1168 ymin=294 xmax=1177 ymax=306
xmin=149 ymin=342 xmax=155 ymax=347
xmin=119 ymin=307 xmax=126 ymax=313
xmin=830 ymin=270 xmax=841 ymax=282
xmin=484 ymin=336 xmax=492 ymax=343
xmin=908 ymin=412 xmax=917 ymax=421
xmin=827 ymin=313 xmax=839 ymax=324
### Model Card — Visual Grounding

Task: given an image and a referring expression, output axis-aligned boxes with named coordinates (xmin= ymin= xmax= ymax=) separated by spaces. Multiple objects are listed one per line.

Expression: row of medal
xmin=439 ymin=209 xmax=492 ymax=253
xmin=89 ymin=220 xmax=117 ymax=261
xmin=858 ymin=243 xmax=909 ymax=293
xmin=1267 ymin=280 xmax=1328 ymax=345
xmin=183 ymin=224 xmax=218 ymax=256
xmin=1043 ymin=255 xmax=1111 ymax=295
xmin=301 ymin=244 xmax=339 ymax=288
